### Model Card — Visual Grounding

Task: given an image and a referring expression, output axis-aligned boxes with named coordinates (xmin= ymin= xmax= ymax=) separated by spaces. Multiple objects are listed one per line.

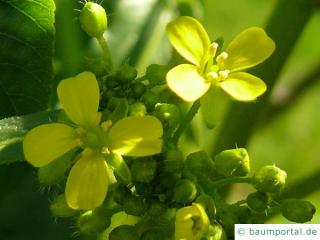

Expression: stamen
xmin=101 ymin=147 xmax=110 ymax=155
xmin=216 ymin=51 xmax=228 ymax=64
xmin=206 ymin=71 xmax=219 ymax=81
xmin=101 ymin=120 xmax=112 ymax=132
xmin=218 ymin=70 xmax=230 ymax=79
xmin=208 ymin=42 xmax=219 ymax=58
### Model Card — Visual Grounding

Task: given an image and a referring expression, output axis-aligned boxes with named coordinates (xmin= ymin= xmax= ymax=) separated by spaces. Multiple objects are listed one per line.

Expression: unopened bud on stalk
xmin=130 ymin=157 xmax=157 ymax=183
xmin=214 ymin=148 xmax=250 ymax=177
xmin=80 ymin=2 xmax=107 ymax=38
xmin=246 ymin=191 xmax=270 ymax=212
xmin=253 ymin=165 xmax=287 ymax=193
xmin=173 ymin=179 xmax=197 ymax=203
xmin=281 ymin=199 xmax=316 ymax=223
xmin=50 ymin=194 xmax=77 ymax=218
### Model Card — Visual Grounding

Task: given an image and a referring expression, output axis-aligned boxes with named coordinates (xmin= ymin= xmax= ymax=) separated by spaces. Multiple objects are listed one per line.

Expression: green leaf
xmin=0 ymin=0 xmax=55 ymax=118
xmin=0 ymin=110 xmax=60 ymax=164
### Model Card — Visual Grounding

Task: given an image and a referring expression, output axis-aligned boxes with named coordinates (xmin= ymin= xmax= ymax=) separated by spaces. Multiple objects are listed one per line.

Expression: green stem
xmin=172 ymin=100 xmax=201 ymax=143
xmin=209 ymin=177 xmax=253 ymax=188
xmin=211 ymin=0 xmax=317 ymax=154
xmin=96 ymin=35 xmax=114 ymax=69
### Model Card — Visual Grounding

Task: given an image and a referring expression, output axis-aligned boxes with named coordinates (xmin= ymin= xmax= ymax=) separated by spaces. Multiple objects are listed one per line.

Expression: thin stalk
xmin=96 ymin=35 xmax=113 ymax=69
xmin=172 ymin=100 xmax=200 ymax=143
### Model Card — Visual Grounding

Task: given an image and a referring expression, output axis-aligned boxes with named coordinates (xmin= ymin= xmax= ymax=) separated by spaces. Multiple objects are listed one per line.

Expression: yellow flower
xmin=175 ymin=203 xmax=209 ymax=240
xmin=166 ymin=16 xmax=275 ymax=102
xmin=23 ymin=72 xmax=163 ymax=210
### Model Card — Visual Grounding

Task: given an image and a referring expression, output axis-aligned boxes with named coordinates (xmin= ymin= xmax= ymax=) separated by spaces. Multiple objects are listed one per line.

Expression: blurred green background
xmin=1 ymin=0 xmax=320 ymax=239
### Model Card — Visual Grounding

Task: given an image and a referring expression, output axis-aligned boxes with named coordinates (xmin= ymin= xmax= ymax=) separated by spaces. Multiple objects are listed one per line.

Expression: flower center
xmin=76 ymin=122 xmax=111 ymax=152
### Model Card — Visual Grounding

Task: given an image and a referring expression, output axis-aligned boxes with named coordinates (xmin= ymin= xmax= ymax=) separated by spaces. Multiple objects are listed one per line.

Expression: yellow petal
xmin=23 ymin=123 xmax=79 ymax=167
xmin=175 ymin=203 xmax=209 ymax=240
xmin=166 ymin=64 xmax=210 ymax=102
xmin=66 ymin=153 xmax=109 ymax=210
xmin=108 ymin=116 xmax=163 ymax=157
xmin=219 ymin=72 xmax=267 ymax=102
xmin=167 ymin=16 xmax=210 ymax=67
xmin=223 ymin=27 xmax=275 ymax=71
xmin=57 ymin=72 xmax=100 ymax=127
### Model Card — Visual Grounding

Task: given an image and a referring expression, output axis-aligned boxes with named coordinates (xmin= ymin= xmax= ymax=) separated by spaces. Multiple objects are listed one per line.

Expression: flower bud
xmin=105 ymin=153 xmax=132 ymax=184
xmin=195 ymin=194 xmax=216 ymax=221
xmin=116 ymin=64 xmax=137 ymax=83
xmin=80 ymin=2 xmax=107 ymax=38
xmin=175 ymin=203 xmax=209 ymax=240
xmin=203 ymin=223 xmax=227 ymax=240
xmin=38 ymin=151 xmax=72 ymax=186
xmin=214 ymin=148 xmax=250 ymax=177
xmin=50 ymin=194 xmax=77 ymax=218
xmin=112 ymin=184 xmax=131 ymax=205
xmin=281 ymin=199 xmax=316 ymax=223
xmin=129 ymin=102 xmax=147 ymax=116
xmin=109 ymin=225 xmax=139 ymax=240
xmin=77 ymin=207 xmax=112 ymax=235
xmin=130 ymin=157 xmax=157 ymax=183
xmin=123 ymin=195 xmax=146 ymax=216
xmin=154 ymin=103 xmax=180 ymax=129
xmin=173 ymin=179 xmax=197 ymax=203
xmin=148 ymin=201 xmax=167 ymax=217
xmin=246 ymin=191 xmax=270 ymax=212
xmin=185 ymin=151 xmax=215 ymax=178
xmin=141 ymin=230 xmax=164 ymax=240
xmin=253 ymin=165 xmax=287 ymax=193
xmin=160 ymin=150 xmax=184 ymax=173
xmin=132 ymin=82 xmax=147 ymax=98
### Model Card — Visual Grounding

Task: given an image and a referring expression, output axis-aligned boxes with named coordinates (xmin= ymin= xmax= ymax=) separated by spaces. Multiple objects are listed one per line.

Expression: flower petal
xmin=66 ymin=153 xmax=109 ymax=210
xmin=108 ymin=116 xmax=163 ymax=157
xmin=23 ymin=123 xmax=79 ymax=167
xmin=167 ymin=64 xmax=210 ymax=102
xmin=57 ymin=72 xmax=100 ymax=127
xmin=167 ymin=16 xmax=210 ymax=67
xmin=223 ymin=27 xmax=275 ymax=71
xmin=219 ymin=72 xmax=267 ymax=102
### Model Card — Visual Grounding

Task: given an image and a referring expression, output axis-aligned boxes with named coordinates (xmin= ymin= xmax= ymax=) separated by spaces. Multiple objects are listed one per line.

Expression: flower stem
xmin=209 ymin=177 xmax=254 ymax=188
xmin=96 ymin=35 xmax=113 ymax=69
xmin=172 ymin=100 xmax=201 ymax=143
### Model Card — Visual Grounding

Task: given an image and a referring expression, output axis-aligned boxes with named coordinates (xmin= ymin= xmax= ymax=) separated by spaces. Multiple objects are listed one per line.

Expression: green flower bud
xmin=158 ymin=173 xmax=181 ymax=190
xmin=130 ymin=157 xmax=157 ymax=183
xmin=112 ymin=184 xmax=132 ymax=205
xmin=253 ymin=165 xmax=287 ymax=193
xmin=123 ymin=195 xmax=146 ymax=216
xmin=38 ymin=151 xmax=73 ymax=186
xmin=105 ymin=153 xmax=132 ymax=184
xmin=109 ymin=225 xmax=139 ymax=240
xmin=116 ymin=64 xmax=137 ymax=83
xmin=281 ymin=199 xmax=316 ymax=223
xmin=132 ymin=82 xmax=147 ymax=98
xmin=246 ymin=191 xmax=270 ymax=212
xmin=148 ymin=201 xmax=167 ymax=217
xmin=80 ymin=2 xmax=107 ymax=38
xmin=195 ymin=194 xmax=216 ymax=221
xmin=185 ymin=151 xmax=215 ymax=179
xmin=160 ymin=150 xmax=184 ymax=173
xmin=77 ymin=207 xmax=112 ymax=235
xmin=50 ymin=194 xmax=77 ymax=218
xmin=141 ymin=230 xmax=164 ymax=240
xmin=129 ymin=102 xmax=147 ymax=116
xmin=142 ymin=91 xmax=159 ymax=111
xmin=154 ymin=103 xmax=180 ymax=129
xmin=214 ymin=148 xmax=250 ymax=177
xmin=173 ymin=179 xmax=197 ymax=203
xmin=203 ymin=223 xmax=227 ymax=240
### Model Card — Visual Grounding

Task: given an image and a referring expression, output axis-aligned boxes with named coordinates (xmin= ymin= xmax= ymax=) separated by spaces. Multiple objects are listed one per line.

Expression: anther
xmin=208 ymin=42 xmax=219 ymax=57
xmin=207 ymin=72 xmax=219 ymax=81
xmin=218 ymin=70 xmax=230 ymax=79
xmin=216 ymin=51 xmax=228 ymax=64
